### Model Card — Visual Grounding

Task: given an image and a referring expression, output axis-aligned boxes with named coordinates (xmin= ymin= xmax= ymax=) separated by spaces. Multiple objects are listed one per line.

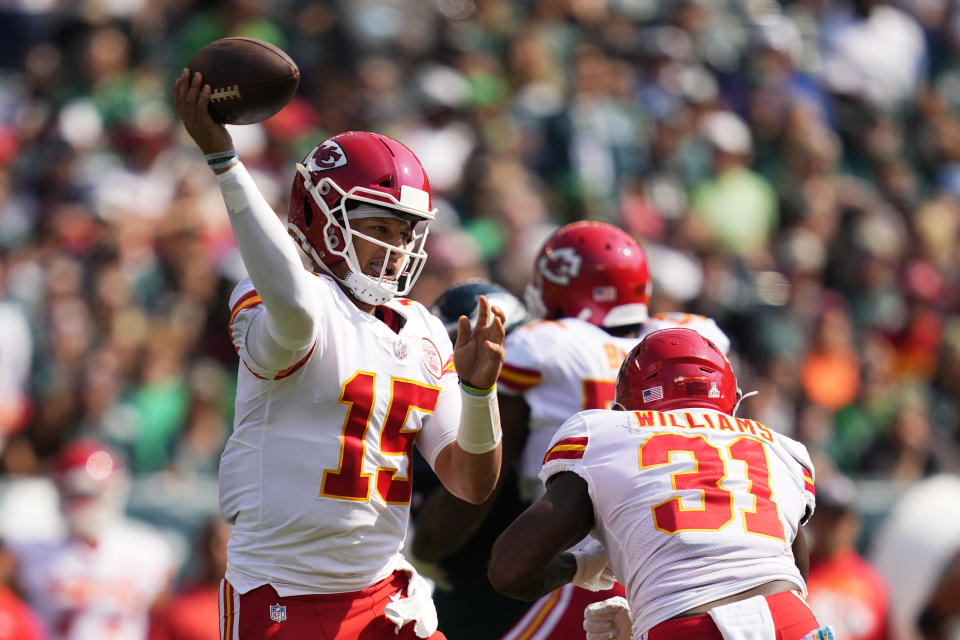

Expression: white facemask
xmin=61 ymin=493 xmax=124 ymax=541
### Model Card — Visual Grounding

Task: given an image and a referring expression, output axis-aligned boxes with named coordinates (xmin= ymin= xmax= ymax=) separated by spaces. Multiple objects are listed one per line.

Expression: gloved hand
xmin=384 ymin=560 xmax=439 ymax=639
xmin=583 ymin=595 xmax=632 ymax=640
xmin=569 ymin=537 xmax=616 ymax=592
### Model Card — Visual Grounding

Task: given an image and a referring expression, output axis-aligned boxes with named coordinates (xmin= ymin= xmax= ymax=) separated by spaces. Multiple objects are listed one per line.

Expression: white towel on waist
xmin=707 ymin=594 xmax=776 ymax=640
xmin=384 ymin=557 xmax=439 ymax=638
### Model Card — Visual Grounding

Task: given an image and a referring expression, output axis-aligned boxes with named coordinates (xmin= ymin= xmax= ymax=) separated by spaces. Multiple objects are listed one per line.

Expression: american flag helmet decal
xmin=642 ymin=386 xmax=664 ymax=403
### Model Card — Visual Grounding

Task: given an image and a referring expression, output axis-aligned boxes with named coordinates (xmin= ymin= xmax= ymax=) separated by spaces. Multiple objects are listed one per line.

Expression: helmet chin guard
xmin=287 ymin=132 xmax=436 ymax=306
xmin=342 ymin=265 xmax=401 ymax=306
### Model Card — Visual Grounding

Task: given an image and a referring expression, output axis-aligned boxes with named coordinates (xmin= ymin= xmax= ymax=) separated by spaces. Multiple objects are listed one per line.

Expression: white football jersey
xmin=540 ymin=407 xmax=816 ymax=637
xmin=13 ymin=520 xmax=174 ymax=640
xmin=640 ymin=312 xmax=730 ymax=356
xmin=498 ymin=318 xmax=639 ymax=501
xmin=222 ymin=274 xmax=461 ymax=595
xmin=499 ymin=315 xmax=730 ymax=501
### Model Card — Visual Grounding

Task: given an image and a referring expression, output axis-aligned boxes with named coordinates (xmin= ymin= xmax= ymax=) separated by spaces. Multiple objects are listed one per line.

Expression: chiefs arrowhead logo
xmin=537 ymin=247 xmax=582 ymax=285
xmin=305 ymin=141 xmax=347 ymax=171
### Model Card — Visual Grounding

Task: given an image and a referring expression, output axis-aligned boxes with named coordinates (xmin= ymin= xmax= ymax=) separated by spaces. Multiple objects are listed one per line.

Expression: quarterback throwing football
xmin=174 ymin=70 xmax=505 ymax=640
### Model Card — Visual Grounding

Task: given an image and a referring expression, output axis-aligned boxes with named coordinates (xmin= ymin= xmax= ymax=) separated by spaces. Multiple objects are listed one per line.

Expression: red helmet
xmin=53 ymin=439 xmax=126 ymax=497
xmin=616 ymin=328 xmax=737 ymax=413
xmin=287 ymin=131 xmax=437 ymax=305
xmin=525 ymin=221 xmax=651 ymax=328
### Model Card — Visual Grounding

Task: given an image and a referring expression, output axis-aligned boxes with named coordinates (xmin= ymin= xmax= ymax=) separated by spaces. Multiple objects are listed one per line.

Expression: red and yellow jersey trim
xmin=802 ymin=468 xmax=815 ymax=497
xmin=441 ymin=355 xmax=457 ymax=377
xmin=498 ymin=362 xmax=543 ymax=392
xmin=543 ymin=437 xmax=588 ymax=464
xmin=240 ymin=340 xmax=316 ymax=381
xmin=229 ymin=287 xmax=316 ymax=381
xmin=506 ymin=587 xmax=563 ymax=640
xmin=229 ymin=290 xmax=262 ymax=325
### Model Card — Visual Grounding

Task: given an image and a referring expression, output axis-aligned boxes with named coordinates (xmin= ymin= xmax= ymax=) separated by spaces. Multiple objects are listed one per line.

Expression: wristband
xmin=205 ymin=150 xmax=239 ymax=171
xmin=456 ymin=382 xmax=501 ymax=454
xmin=460 ymin=381 xmax=496 ymax=396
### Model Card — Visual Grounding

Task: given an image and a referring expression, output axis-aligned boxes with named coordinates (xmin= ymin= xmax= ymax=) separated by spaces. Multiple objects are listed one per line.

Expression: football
xmin=186 ymin=37 xmax=300 ymax=125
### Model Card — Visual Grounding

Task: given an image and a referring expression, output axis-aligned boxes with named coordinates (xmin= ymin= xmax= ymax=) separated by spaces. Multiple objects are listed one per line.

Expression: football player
xmin=411 ymin=279 xmax=533 ymax=639
xmin=174 ymin=70 xmax=506 ymax=640
xmin=488 ymin=328 xmax=830 ymax=640
xmin=490 ymin=220 xmax=731 ymax=639
xmin=11 ymin=439 xmax=175 ymax=640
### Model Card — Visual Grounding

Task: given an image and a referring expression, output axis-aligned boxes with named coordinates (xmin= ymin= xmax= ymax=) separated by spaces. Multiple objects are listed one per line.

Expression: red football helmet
xmin=525 ymin=221 xmax=651 ymax=328
xmin=287 ymin=131 xmax=437 ymax=305
xmin=616 ymin=328 xmax=737 ymax=413
xmin=53 ymin=439 xmax=128 ymax=540
xmin=53 ymin=438 xmax=126 ymax=497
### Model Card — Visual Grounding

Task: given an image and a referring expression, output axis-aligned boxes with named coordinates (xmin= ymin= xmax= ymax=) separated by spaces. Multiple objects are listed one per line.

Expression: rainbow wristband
xmin=460 ymin=380 xmax=496 ymax=397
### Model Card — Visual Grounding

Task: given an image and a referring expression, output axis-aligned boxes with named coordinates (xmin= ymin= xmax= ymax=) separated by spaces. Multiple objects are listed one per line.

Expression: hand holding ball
xmin=186 ymin=37 xmax=299 ymax=125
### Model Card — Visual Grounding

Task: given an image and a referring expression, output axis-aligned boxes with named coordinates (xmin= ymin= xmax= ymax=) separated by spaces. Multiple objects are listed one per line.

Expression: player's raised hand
xmin=172 ymin=69 xmax=233 ymax=155
xmin=454 ymin=295 xmax=506 ymax=390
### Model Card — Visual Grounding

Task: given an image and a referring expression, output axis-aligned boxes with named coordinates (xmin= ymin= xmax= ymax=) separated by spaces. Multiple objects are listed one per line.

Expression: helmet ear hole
xmin=302 ymin=195 xmax=313 ymax=228
xmin=318 ymin=181 xmax=330 ymax=196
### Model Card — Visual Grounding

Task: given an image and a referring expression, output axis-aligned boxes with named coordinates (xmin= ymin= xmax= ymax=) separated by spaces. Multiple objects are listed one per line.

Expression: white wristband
xmin=456 ymin=383 xmax=501 ymax=454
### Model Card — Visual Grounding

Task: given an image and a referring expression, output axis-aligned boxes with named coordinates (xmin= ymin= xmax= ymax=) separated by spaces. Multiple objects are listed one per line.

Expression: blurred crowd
xmin=1 ymin=0 xmax=960 ymax=638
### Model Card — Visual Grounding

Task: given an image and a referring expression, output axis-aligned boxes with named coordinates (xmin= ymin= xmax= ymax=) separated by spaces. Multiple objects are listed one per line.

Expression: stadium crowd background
xmin=0 ymin=0 xmax=959 ymax=637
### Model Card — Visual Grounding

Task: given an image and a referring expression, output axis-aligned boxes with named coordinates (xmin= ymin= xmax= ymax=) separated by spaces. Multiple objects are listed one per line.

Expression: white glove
xmin=569 ymin=537 xmax=616 ymax=592
xmin=583 ymin=595 xmax=632 ymax=640
xmin=384 ymin=560 xmax=439 ymax=638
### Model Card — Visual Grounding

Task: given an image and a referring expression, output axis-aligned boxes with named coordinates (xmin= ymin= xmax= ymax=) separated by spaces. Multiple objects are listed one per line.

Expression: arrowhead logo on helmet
xmin=538 ymin=247 xmax=582 ymax=285
xmin=307 ymin=141 xmax=347 ymax=171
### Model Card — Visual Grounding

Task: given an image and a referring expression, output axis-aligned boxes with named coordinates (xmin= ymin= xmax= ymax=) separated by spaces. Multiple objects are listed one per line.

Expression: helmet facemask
xmin=290 ymin=162 xmax=433 ymax=306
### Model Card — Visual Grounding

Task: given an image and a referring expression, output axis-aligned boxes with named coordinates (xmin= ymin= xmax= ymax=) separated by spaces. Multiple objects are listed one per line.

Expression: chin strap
xmin=733 ymin=389 xmax=758 ymax=417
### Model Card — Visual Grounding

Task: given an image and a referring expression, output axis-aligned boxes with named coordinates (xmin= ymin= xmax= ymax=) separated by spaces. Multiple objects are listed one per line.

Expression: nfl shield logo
xmin=269 ymin=603 xmax=287 ymax=623
xmin=395 ymin=341 xmax=409 ymax=360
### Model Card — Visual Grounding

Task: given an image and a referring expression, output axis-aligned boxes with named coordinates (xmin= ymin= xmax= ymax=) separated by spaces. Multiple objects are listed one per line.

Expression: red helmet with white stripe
xmin=525 ymin=221 xmax=651 ymax=328
xmin=287 ymin=131 xmax=437 ymax=305
xmin=616 ymin=328 xmax=737 ymax=413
